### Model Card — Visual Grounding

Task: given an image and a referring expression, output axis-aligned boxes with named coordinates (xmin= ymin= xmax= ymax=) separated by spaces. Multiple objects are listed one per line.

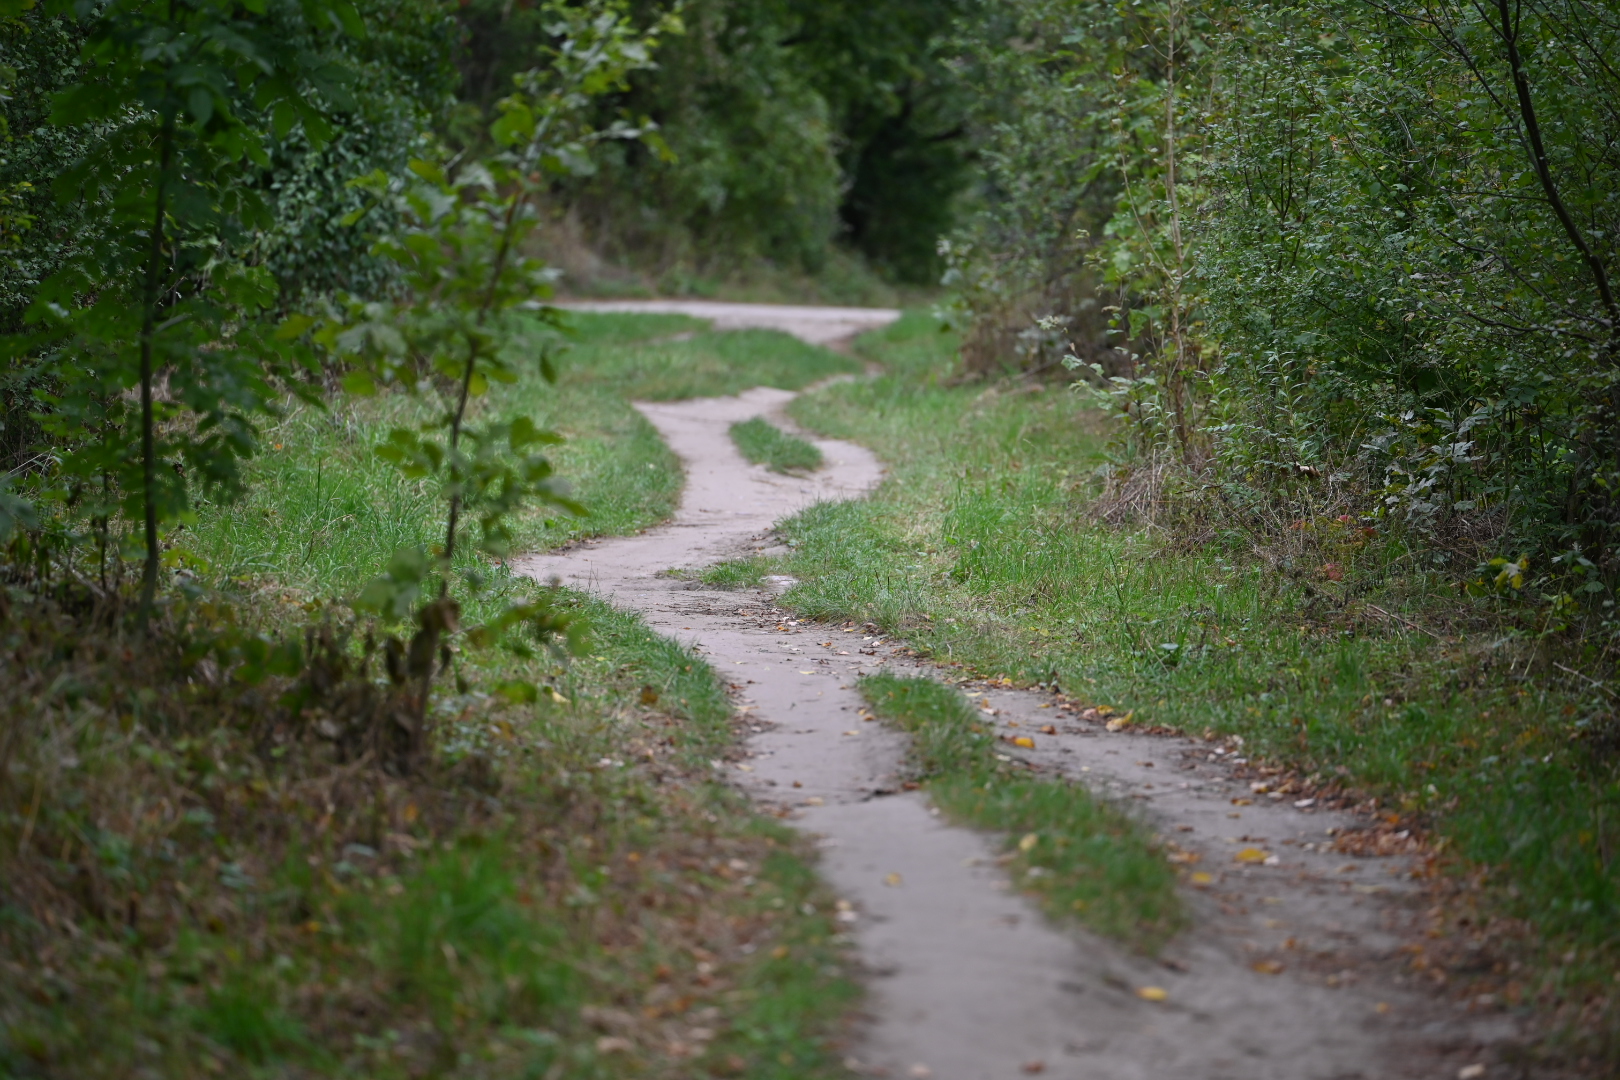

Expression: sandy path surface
xmin=516 ymin=302 xmax=1520 ymax=1079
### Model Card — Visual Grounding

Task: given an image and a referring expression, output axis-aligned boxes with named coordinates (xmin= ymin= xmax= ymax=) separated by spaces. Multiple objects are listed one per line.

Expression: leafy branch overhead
xmin=280 ymin=1 xmax=678 ymax=735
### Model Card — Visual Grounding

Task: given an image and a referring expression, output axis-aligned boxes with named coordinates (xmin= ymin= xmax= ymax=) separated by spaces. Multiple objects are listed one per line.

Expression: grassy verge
xmin=186 ymin=312 xmax=857 ymax=590
xmin=730 ymin=418 xmax=823 ymax=474
xmin=860 ymin=674 xmax=1182 ymax=951
xmin=782 ymin=312 xmax=1619 ymax=1050
xmin=2 ymin=312 xmax=861 ymax=1078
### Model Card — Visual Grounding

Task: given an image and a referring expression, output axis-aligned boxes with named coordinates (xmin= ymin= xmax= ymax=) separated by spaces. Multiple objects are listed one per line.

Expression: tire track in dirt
xmin=519 ymin=300 xmax=1521 ymax=1080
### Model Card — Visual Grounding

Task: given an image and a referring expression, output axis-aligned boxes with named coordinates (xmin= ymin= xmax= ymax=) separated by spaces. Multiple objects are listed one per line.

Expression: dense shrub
xmin=949 ymin=0 xmax=1620 ymax=611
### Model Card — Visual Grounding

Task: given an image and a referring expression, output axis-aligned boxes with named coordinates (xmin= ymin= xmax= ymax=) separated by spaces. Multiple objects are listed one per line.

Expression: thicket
xmin=949 ymin=0 xmax=1620 ymax=636
xmin=452 ymin=0 xmax=976 ymax=284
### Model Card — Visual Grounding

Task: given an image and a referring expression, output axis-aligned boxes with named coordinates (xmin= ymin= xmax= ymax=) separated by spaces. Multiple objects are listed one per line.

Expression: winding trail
xmin=520 ymin=300 xmax=1519 ymax=1080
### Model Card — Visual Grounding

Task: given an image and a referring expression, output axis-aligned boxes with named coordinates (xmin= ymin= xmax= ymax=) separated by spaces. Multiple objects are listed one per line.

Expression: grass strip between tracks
xmin=730 ymin=417 xmax=824 ymax=474
xmin=859 ymin=673 xmax=1183 ymax=953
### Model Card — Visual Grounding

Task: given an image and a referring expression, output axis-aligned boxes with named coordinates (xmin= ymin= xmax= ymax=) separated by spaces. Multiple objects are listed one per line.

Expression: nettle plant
xmin=311 ymin=0 xmax=675 ymax=734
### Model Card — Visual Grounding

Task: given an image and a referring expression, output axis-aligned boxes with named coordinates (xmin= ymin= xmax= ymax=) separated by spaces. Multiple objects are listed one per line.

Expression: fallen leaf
xmin=1190 ymin=871 xmax=1214 ymax=887
xmin=639 ymin=686 xmax=660 ymax=705
xmin=798 ymin=670 xmax=816 ymax=675
xmin=596 ymin=1036 xmax=632 ymax=1053
xmin=842 ymin=729 xmax=860 ymax=736
xmin=1018 ymin=833 xmax=1039 ymax=852
xmin=908 ymin=1067 xmax=933 ymax=1079
xmin=1167 ymin=851 xmax=1202 ymax=864
xmin=1252 ymin=960 xmax=1285 ymax=975
xmin=1374 ymin=1001 xmax=1391 ymax=1014
xmin=1012 ymin=735 xmax=1036 ymax=749
xmin=1136 ymin=986 xmax=1169 ymax=1002
xmin=1458 ymin=1066 xmax=1485 ymax=1079
xmin=1021 ymin=1062 xmax=1046 ymax=1075
xmin=1234 ymin=847 xmax=1271 ymax=864
xmin=1230 ymin=797 xmax=1254 ymax=806
xmin=803 ymin=796 xmax=824 ymax=806
xmin=1105 ymin=711 xmax=1135 ymax=732
xmin=1040 ymin=724 xmax=1057 ymax=735
xmin=771 ymin=946 xmax=789 ymax=959
xmin=884 ymin=872 xmax=903 ymax=887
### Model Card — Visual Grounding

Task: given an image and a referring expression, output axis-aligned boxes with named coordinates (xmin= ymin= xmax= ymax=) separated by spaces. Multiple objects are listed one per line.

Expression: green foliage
xmin=1197 ymin=0 xmax=1620 ymax=587
xmin=951 ymin=0 xmax=1620 ymax=614
xmin=11 ymin=0 xmax=373 ymax=618
xmin=247 ymin=0 xmax=460 ymax=304
xmin=786 ymin=315 xmax=1620 ymax=1026
xmin=299 ymin=2 xmax=681 ymax=749
xmin=183 ymin=312 xmax=691 ymax=597
xmin=0 ymin=8 xmax=87 ymax=333
xmin=454 ymin=0 xmax=973 ymax=281
xmin=729 ymin=416 xmax=822 ymax=473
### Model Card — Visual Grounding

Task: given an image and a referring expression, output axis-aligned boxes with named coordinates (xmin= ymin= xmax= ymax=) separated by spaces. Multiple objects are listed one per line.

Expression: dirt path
xmin=517 ymin=302 xmax=1520 ymax=1080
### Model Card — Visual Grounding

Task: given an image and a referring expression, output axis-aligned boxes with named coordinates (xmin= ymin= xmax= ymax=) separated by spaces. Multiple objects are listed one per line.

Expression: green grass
xmin=730 ymin=417 xmax=824 ymax=473
xmin=782 ymin=310 xmax=1620 ymax=1029
xmin=860 ymin=673 xmax=1183 ymax=951
xmin=186 ymin=312 xmax=857 ymax=592
xmin=699 ymin=555 xmax=778 ymax=590
xmin=3 ymin=310 xmax=863 ymax=1079
xmin=563 ymin=325 xmax=861 ymax=402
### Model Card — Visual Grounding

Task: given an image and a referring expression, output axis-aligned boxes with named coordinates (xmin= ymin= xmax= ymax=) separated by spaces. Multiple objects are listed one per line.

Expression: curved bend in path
xmin=518 ymin=302 xmax=1520 ymax=1080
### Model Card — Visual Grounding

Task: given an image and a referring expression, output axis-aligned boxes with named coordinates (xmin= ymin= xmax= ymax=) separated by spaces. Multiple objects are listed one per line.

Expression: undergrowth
xmin=0 ymin=312 xmax=861 ymax=1078
xmin=784 ymin=311 xmax=1620 ymax=1063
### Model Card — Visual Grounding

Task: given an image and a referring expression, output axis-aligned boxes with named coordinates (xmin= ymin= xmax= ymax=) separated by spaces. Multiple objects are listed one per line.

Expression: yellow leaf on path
xmin=799 ymin=670 xmax=816 ymax=675
xmin=1011 ymin=736 xmax=1036 ymax=749
xmin=1018 ymin=833 xmax=1039 ymax=852
xmin=1252 ymin=960 xmax=1285 ymax=975
xmin=1235 ymin=847 xmax=1271 ymax=864
xmin=1231 ymin=797 xmax=1253 ymax=806
xmin=1105 ymin=711 xmax=1135 ymax=732
xmin=884 ymin=872 xmax=903 ymax=887
xmin=1190 ymin=871 xmax=1214 ymax=887
xmin=1136 ymin=986 xmax=1168 ymax=1002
